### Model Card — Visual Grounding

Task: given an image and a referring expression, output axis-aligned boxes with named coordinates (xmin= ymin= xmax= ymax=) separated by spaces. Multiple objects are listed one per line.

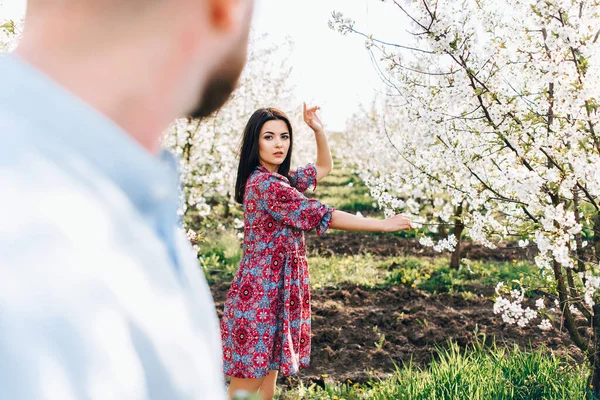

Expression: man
xmin=0 ymin=0 xmax=254 ymax=398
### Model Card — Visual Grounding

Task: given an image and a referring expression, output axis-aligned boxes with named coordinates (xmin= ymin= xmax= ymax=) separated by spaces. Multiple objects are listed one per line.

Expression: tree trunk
xmin=591 ymin=304 xmax=600 ymax=398
xmin=450 ymin=204 xmax=464 ymax=270
xmin=573 ymin=189 xmax=587 ymax=272
xmin=592 ymin=360 xmax=600 ymax=398
xmin=224 ymin=192 xmax=231 ymax=218
xmin=437 ymin=217 xmax=448 ymax=239
xmin=594 ymin=213 xmax=600 ymax=263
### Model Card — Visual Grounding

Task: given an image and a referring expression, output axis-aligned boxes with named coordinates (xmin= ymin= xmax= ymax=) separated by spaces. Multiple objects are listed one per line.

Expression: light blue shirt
xmin=0 ymin=55 xmax=226 ymax=399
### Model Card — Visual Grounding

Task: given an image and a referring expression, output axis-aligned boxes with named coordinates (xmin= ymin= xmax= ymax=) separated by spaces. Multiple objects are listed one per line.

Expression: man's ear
xmin=209 ymin=0 xmax=253 ymax=32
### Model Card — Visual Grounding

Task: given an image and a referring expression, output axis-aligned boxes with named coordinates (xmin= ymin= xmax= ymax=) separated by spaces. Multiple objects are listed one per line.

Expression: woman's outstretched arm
xmin=329 ymin=210 xmax=413 ymax=232
xmin=304 ymin=102 xmax=333 ymax=181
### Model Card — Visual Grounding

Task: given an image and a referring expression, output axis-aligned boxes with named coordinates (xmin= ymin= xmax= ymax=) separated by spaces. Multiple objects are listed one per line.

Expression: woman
xmin=221 ymin=104 xmax=412 ymax=400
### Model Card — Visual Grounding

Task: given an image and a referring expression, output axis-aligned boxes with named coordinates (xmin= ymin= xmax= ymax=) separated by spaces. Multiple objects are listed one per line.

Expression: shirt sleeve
xmin=260 ymin=173 xmax=334 ymax=235
xmin=287 ymin=163 xmax=318 ymax=193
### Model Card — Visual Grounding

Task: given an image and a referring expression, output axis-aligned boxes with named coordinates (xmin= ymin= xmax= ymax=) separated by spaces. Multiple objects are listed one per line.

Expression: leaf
xmin=0 ymin=20 xmax=15 ymax=33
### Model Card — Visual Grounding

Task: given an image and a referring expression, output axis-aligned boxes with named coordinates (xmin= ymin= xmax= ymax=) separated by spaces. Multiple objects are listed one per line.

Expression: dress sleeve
xmin=259 ymin=173 xmax=334 ymax=235
xmin=287 ymin=163 xmax=318 ymax=193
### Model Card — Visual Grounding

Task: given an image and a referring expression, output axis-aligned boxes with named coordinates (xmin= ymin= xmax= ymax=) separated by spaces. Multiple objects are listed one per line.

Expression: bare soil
xmin=306 ymin=231 xmax=537 ymax=262
xmin=211 ymin=281 xmax=579 ymax=388
xmin=211 ymin=230 xmax=580 ymax=388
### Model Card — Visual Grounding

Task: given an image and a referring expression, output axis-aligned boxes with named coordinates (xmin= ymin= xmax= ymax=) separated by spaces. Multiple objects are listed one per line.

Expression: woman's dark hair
xmin=234 ymin=108 xmax=293 ymax=204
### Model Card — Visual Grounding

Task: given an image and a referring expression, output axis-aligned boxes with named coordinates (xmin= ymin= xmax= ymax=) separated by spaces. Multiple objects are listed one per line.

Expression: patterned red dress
xmin=221 ymin=163 xmax=334 ymax=378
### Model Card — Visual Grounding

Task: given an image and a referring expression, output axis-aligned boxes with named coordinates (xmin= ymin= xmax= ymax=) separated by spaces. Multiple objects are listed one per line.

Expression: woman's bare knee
xmin=228 ymin=376 xmax=264 ymax=400
xmin=258 ymin=370 xmax=278 ymax=400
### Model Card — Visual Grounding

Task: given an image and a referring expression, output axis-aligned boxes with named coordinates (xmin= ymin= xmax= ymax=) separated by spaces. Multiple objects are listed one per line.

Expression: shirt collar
xmin=0 ymin=54 xmax=179 ymax=217
xmin=256 ymin=164 xmax=270 ymax=173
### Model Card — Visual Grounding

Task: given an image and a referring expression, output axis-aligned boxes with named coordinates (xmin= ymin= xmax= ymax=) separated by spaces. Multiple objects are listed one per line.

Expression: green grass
xmin=316 ymin=189 xmax=377 ymax=214
xmin=308 ymin=254 xmax=389 ymax=289
xmin=309 ymin=254 xmax=541 ymax=294
xmin=198 ymin=230 xmax=243 ymax=284
xmin=199 ymin=236 xmax=543 ymax=294
xmin=308 ymin=167 xmax=378 ymax=215
xmin=317 ymin=172 xmax=364 ymax=188
xmin=387 ymin=257 xmax=541 ymax=294
xmin=278 ymin=340 xmax=592 ymax=399
xmin=198 ymin=227 xmax=543 ymax=295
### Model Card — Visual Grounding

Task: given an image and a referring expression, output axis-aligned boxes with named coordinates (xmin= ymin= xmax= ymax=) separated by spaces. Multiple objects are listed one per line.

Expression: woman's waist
xmin=241 ymin=246 xmax=307 ymax=260
xmin=243 ymin=240 xmax=306 ymax=254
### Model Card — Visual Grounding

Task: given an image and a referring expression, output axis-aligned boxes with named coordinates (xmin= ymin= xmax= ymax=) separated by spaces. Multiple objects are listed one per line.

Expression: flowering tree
xmin=342 ymin=93 xmax=471 ymax=268
xmin=332 ymin=0 xmax=600 ymax=389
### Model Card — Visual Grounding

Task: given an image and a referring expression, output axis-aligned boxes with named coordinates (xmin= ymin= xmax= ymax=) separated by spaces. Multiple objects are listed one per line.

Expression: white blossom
xmin=233 ymin=218 xmax=244 ymax=230
xmin=539 ymin=319 xmax=552 ymax=331
xmin=535 ymin=298 xmax=545 ymax=310
xmin=419 ymin=236 xmax=435 ymax=247
xmin=186 ymin=229 xmax=197 ymax=241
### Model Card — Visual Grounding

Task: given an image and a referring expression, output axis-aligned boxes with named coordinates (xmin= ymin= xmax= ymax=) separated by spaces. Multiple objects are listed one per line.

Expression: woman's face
xmin=258 ymin=120 xmax=290 ymax=172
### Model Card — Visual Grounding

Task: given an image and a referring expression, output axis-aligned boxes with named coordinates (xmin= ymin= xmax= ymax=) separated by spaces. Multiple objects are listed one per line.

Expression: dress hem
xmin=224 ymin=363 xmax=310 ymax=379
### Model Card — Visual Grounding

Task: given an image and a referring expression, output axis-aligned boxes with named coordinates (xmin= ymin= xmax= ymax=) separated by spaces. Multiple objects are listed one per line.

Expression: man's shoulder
xmin=0 ymin=140 xmax=130 ymax=243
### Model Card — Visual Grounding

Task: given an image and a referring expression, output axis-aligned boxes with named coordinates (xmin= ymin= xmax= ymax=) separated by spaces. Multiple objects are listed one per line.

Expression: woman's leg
xmin=258 ymin=370 xmax=279 ymax=400
xmin=227 ymin=377 xmax=264 ymax=400
xmin=227 ymin=371 xmax=279 ymax=400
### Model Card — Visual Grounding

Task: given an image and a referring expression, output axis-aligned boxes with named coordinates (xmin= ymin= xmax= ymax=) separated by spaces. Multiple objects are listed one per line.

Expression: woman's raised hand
xmin=381 ymin=214 xmax=413 ymax=232
xmin=303 ymin=102 xmax=324 ymax=132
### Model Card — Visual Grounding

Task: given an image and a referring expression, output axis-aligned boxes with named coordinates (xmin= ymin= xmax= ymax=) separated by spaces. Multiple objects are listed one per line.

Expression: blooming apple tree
xmin=342 ymin=93 xmax=473 ymax=268
xmin=332 ymin=0 xmax=600 ymax=388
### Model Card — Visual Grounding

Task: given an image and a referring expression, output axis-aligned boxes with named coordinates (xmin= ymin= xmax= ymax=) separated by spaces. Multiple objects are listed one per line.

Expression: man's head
xmin=17 ymin=0 xmax=254 ymax=146
xmin=189 ymin=6 xmax=251 ymax=119
xmin=182 ymin=0 xmax=254 ymax=119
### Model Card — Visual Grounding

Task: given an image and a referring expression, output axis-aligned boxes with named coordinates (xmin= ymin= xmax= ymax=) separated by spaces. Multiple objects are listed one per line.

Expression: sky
xmin=1 ymin=0 xmax=407 ymax=130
